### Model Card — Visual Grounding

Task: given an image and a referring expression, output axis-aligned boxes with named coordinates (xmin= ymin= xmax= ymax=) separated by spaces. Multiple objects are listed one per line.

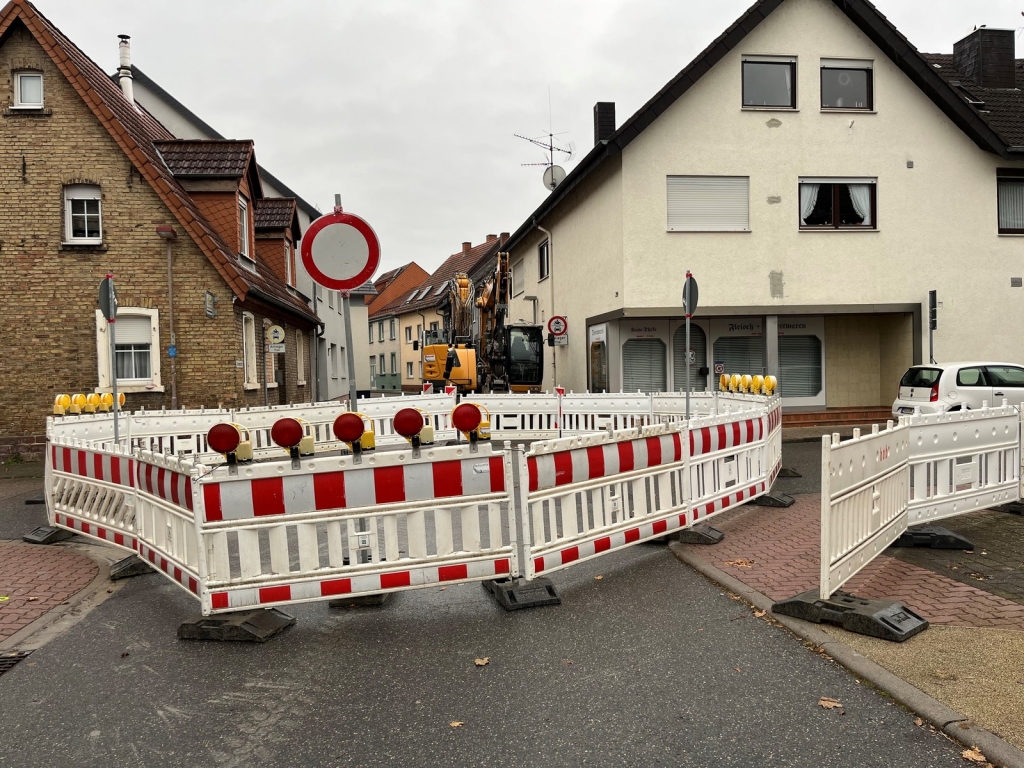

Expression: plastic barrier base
xmin=995 ymin=501 xmax=1024 ymax=515
xmin=109 ymin=555 xmax=155 ymax=581
xmin=772 ymin=590 xmax=928 ymax=643
xmin=890 ymin=525 xmax=974 ymax=551
xmin=777 ymin=467 xmax=802 ymax=478
xmin=178 ymin=608 xmax=295 ymax=643
xmin=675 ymin=524 xmax=725 ymax=545
xmin=750 ymin=491 xmax=795 ymax=508
xmin=328 ymin=593 xmax=392 ymax=609
xmin=22 ymin=526 xmax=73 ymax=545
xmin=483 ymin=578 xmax=561 ymax=611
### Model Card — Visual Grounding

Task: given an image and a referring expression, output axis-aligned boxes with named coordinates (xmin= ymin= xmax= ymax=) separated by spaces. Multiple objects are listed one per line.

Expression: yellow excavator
xmin=421 ymin=252 xmax=544 ymax=393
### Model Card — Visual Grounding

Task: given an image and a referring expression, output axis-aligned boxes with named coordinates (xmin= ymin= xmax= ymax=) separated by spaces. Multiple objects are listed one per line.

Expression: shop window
xmin=778 ymin=335 xmax=822 ymax=398
xmin=673 ymin=325 xmax=708 ymax=392
xmin=622 ymin=339 xmax=666 ymax=393
xmin=712 ymin=336 xmax=764 ymax=377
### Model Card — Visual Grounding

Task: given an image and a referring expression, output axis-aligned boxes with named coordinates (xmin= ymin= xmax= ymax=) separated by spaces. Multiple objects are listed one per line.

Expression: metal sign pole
xmin=342 ymin=291 xmax=358 ymax=409
xmin=685 ymin=314 xmax=690 ymax=420
xmin=108 ymin=276 xmax=119 ymax=444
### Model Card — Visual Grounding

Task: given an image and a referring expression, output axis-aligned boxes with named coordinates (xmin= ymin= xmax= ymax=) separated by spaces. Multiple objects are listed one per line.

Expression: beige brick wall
xmin=0 ymin=24 xmax=310 ymax=458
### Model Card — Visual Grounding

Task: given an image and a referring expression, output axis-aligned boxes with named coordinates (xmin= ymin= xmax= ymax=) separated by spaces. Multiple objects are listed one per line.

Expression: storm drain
xmin=0 ymin=651 xmax=32 ymax=677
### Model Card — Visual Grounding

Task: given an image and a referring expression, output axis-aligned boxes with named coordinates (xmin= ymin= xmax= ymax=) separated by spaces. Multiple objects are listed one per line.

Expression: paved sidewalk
xmin=0 ymin=542 xmax=99 ymax=642
xmin=687 ymin=494 xmax=1024 ymax=629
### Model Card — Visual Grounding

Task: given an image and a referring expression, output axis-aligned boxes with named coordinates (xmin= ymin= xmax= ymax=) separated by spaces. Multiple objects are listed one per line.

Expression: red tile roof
xmin=155 ymin=139 xmax=254 ymax=178
xmin=254 ymin=197 xmax=298 ymax=230
xmin=0 ymin=0 xmax=317 ymax=325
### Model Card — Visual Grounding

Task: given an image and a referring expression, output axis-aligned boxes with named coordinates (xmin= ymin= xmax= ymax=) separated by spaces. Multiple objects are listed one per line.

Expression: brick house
xmin=0 ymin=0 xmax=319 ymax=458
xmin=365 ymin=262 xmax=430 ymax=391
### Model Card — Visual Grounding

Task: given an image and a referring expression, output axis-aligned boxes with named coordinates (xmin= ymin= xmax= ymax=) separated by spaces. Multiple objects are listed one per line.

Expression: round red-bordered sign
xmin=301 ymin=211 xmax=381 ymax=291
xmin=547 ymin=315 xmax=568 ymax=337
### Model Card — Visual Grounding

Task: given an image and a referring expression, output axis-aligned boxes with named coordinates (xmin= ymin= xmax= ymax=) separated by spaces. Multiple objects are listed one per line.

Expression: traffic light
xmin=928 ymin=290 xmax=937 ymax=331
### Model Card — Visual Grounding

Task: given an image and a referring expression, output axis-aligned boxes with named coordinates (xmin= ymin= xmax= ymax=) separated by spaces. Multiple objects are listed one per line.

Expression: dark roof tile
xmin=155 ymin=140 xmax=254 ymax=178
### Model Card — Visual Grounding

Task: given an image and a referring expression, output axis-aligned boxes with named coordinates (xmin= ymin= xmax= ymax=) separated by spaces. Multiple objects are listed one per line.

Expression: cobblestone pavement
xmin=887 ymin=508 xmax=1024 ymax=605
xmin=0 ymin=542 xmax=98 ymax=642
xmin=686 ymin=495 xmax=1024 ymax=630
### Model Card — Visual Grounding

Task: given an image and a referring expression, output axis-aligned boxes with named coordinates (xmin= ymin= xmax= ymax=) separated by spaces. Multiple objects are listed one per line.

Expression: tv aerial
xmin=517 ymin=91 xmax=575 ymax=192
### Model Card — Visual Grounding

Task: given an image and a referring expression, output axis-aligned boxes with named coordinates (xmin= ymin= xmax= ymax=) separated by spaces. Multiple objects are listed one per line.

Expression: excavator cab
xmin=504 ymin=325 xmax=544 ymax=391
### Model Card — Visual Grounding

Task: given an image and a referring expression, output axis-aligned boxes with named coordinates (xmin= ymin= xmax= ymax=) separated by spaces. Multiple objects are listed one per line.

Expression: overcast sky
xmin=35 ymin=0 xmax=1024 ymax=275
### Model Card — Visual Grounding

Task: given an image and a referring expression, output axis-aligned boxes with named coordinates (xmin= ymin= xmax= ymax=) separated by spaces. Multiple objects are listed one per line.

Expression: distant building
xmin=366 ymin=263 xmax=430 ymax=391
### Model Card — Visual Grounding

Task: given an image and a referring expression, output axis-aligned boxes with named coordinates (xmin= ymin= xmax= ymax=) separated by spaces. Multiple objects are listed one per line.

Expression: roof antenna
xmin=515 ymin=86 xmax=575 ymax=192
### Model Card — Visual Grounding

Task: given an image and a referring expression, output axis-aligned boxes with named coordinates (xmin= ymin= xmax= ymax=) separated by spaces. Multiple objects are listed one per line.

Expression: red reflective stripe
xmin=705 ymin=502 xmax=714 ymax=517
xmin=494 ymin=558 xmax=511 ymax=574
xmin=81 ymin=522 xmax=91 ymax=535
xmin=128 ymin=459 xmax=135 ymax=488
xmin=96 ymin=526 xmax=107 ymax=539
xmin=184 ymin=480 xmax=193 ymax=511
xmin=188 ymin=577 xmax=198 ymax=594
xmin=533 ymin=556 xmax=545 ymax=573
xmin=689 ymin=430 xmax=695 ymax=456
xmin=618 ymin=441 xmax=634 ymax=472
xmin=432 ymin=461 xmax=463 ymax=498
xmin=173 ymin=566 xmax=182 ymax=582
xmin=157 ymin=468 xmax=167 ymax=500
xmin=114 ymin=533 xmax=125 ymax=547
xmin=320 ymin=578 xmax=352 ymax=596
xmin=717 ymin=424 xmax=728 ymax=450
xmin=77 ymin=450 xmax=87 ymax=477
xmin=146 ymin=464 xmax=155 ymax=494
xmin=381 ymin=572 xmax=411 ymax=589
xmin=51 ymin=445 xmax=56 ymax=468
xmin=594 ymin=536 xmax=611 ymax=554
xmin=111 ymin=457 xmax=121 ymax=486
xmin=646 ymin=437 xmax=662 ymax=467
xmin=93 ymin=453 xmax=103 ymax=481
xmin=673 ymin=432 xmax=682 ymax=462
xmin=561 ymin=546 xmax=579 ymax=565
xmin=732 ymin=420 xmax=741 ymax=447
xmin=624 ymin=528 xmax=640 ymax=544
xmin=203 ymin=484 xmax=223 ymax=522
xmin=211 ymin=592 xmax=229 ymax=610
xmin=587 ymin=446 xmax=605 ymax=480
xmin=259 ymin=585 xmax=291 ymax=604
xmin=313 ymin=471 xmax=346 ymax=510
xmin=553 ymin=451 xmax=573 ymax=486
xmin=438 ymin=564 xmax=468 ymax=581
xmin=653 ymin=519 xmax=667 ymax=535
xmin=527 ymin=457 xmax=538 ymax=492
xmin=252 ymin=477 xmax=286 ymax=516
xmin=678 ymin=512 xmax=687 ymax=527
xmin=489 ymin=456 xmax=505 ymax=492
xmin=62 ymin=447 xmax=71 ymax=473
xmin=170 ymin=473 xmax=180 ymax=506
xmin=374 ymin=466 xmax=405 ymax=504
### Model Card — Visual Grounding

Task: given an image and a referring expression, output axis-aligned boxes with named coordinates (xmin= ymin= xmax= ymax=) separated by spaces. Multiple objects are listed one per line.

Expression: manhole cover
xmin=0 ymin=651 xmax=32 ymax=677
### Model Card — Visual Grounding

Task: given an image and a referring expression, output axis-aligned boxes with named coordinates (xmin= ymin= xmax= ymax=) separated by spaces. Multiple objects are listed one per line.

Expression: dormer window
xmin=238 ymin=195 xmax=256 ymax=272
xmin=14 ymin=71 xmax=43 ymax=108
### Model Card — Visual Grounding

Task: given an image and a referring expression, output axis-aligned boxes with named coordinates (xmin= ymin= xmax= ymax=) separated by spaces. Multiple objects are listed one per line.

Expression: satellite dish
xmin=543 ymin=165 xmax=566 ymax=191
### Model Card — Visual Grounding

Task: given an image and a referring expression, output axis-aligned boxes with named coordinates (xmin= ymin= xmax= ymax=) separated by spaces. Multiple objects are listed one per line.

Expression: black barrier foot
xmin=483 ymin=578 xmax=561 ymax=610
xmin=890 ymin=525 xmax=973 ymax=550
xmin=750 ymin=491 xmax=795 ymax=508
xmin=109 ymin=555 xmax=155 ymax=581
xmin=995 ymin=501 xmax=1024 ymax=515
xmin=777 ymin=467 xmax=802 ymax=478
xmin=178 ymin=609 xmax=295 ymax=642
xmin=328 ymin=593 xmax=391 ymax=609
xmin=22 ymin=526 xmax=73 ymax=545
xmin=772 ymin=589 xmax=928 ymax=642
xmin=675 ymin=524 xmax=725 ymax=545
xmin=23 ymin=497 xmax=45 ymax=506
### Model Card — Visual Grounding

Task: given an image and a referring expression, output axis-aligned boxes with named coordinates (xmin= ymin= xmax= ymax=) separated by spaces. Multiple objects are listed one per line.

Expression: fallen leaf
xmin=474 ymin=657 xmax=489 ymax=667
xmin=439 ymin=587 xmax=447 ymax=591
xmin=965 ymin=550 xmax=974 ymax=554
xmin=753 ymin=610 xmax=767 ymax=618
xmin=0 ymin=596 xmax=8 ymax=602
xmin=734 ymin=667 xmax=742 ymax=673
xmin=980 ymin=551 xmax=988 ymax=556
xmin=120 ymin=652 xmax=130 ymax=659
xmin=914 ymin=717 xmax=924 ymax=727
xmin=594 ymin=575 xmax=604 ymax=580
xmin=562 ymin=659 xmax=574 ymax=666
xmin=961 ymin=747 xmax=986 ymax=763
xmin=724 ymin=559 xmax=755 ymax=568
xmin=818 ymin=697 xmax=843 ymax=710
xmin=26 ymin=596 xmax=38 ymax=602
xmin=450 ymin=721 xmax=464 ymax=728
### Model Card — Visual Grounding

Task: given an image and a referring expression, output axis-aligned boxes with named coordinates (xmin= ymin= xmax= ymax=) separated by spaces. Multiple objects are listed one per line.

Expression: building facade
xmin=366 ymin=263 xmax=430 ymax=392
xmin=505 ymin=0 xmax=1024 ymax=410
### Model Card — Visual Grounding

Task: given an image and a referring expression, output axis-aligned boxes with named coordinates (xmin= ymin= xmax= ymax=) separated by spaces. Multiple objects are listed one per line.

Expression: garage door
xmin=673 ymin=324 xmax=707 ymax=392
xmin=712 ymin=336 xmax=764 ymax=377
xmin=779 ymin=335 xmax=822 ymax=398
xmin=622 ymin=339 xmax=667 ymax=393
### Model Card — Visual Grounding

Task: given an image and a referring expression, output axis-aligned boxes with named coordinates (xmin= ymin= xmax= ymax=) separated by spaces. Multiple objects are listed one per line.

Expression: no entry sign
xmin=301 ymin=211 xmax=380 ymax=291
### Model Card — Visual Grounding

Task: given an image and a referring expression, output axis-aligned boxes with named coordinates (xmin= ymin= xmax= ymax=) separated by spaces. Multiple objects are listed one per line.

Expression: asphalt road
xmin=0 ymin=541 xmax=965 ymax=768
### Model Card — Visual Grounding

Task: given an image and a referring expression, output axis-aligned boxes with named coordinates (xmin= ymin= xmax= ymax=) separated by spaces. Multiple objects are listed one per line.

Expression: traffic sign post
xmin=301 ymin=198 xmax=381 ymax=407
xmin=547 ymin=315 xmax=568 ymax=337
xmin=682 ymin=272 xmax=699 ymax=419
xmin=98 ymin=275 xmax=119 ymax=443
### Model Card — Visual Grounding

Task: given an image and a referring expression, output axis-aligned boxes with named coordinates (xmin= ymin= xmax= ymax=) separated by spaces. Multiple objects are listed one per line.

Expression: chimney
xmin=462 ymin=241 xmax=472 ymax=254
xmin=486 ymin=233 xmax=497 ymax=243
xmin=953 ymin=26 xmax=1016 ymax=89
xmin=499 ymin=232 xmax=509 ymax=244
xmin=117 ymin=35 xmax=135 ymax=103
xmin=594 ymin=102 xmax=616 ymax=145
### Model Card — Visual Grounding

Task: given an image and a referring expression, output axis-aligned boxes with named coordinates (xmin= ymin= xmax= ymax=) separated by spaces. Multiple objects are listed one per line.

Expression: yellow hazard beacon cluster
xmin=719 ymin=373 xmax=777 ymax=396
xmin=53 ymin=392 xmax=124 ymax=416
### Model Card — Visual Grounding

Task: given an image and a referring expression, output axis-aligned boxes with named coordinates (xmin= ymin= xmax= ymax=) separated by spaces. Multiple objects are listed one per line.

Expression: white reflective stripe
xmin=570 ymin=449 xmax=589 ymax=483
xmin=404 ymin=463 xmax=434 ymax=502
xmin=535 ymin=455 xmax=556 ymax=489
xmin=218 ymin=481 xmax=255 ymax=520
xmin=345 ymin=468 xmax=376 ymax=508
xmin=462 ymin=459 xmax=492 ymax=496
xmin=289 ymin=580 xmax=322 ymax=601
xmin=162 ymin=468 xmax=174 ymax=500
xmin=602 ymin=442 xmax=620 ymax=476
xmin=633 ymin=438 xmax=648 ymax=469
xmin=282 ymin=474 xmax=316 ymax=514
xmin=349 ymin=573 xmax=382 ymax=593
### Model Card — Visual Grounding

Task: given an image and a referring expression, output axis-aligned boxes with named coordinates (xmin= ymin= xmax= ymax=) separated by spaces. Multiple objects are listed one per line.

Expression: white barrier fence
xmin=819 ymin=404 xmax=1022 ymax=600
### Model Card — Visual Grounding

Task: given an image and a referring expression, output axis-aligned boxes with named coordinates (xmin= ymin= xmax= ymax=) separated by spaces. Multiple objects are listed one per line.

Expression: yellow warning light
xmin=740 ymin=375 xmax=752 ymax=393
xmin=84 ymin=393 xmax=99 ymax=413
xmin=752 ymin=375 xmax=764 ymax=394
xmin=729 ymin=374 xmax=741 ymax=392
xmin=53 ymin=393 xmax=70 ymax=416
xmin=764 ymin=375 xmax=778 ymax=395
xmin=719 ymin=374 xmax=729 ymax=392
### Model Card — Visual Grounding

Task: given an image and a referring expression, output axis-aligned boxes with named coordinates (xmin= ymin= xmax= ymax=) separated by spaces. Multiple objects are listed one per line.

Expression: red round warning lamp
xmin=393 ymin=408 xmax=425 ymax=439
xmin=271 ymin=417 xmax=304 ymax=449
xmin=333 ymin=413 xmax=365 ymax=443
xmin=207 ymin=423 xmax=241 ymax=454
xmin=452 ymin=403 xmax=482 ymax=434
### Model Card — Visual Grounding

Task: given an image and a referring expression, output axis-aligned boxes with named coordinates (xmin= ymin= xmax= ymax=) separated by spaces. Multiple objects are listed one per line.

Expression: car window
xmin=984 ymin=366 xmax=1024 ymax=387
xmin=956 ymin=367 xmax=987 ymax=387
xmin=900 ymin=367 xmax=941 ymax=387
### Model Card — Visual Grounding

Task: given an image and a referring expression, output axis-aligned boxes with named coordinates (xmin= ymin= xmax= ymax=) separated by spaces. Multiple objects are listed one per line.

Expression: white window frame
xmin=390 ymin=318 xmax=396 ymax=340
xmin=296 ymin=329 xmax=306 ymax=386
xmin=512 ymin=260 xmax=524 ymax=297
xmin=13 ymin=71 xmax=43 ymax=109
xmin=368 ymin=320 xmax=373 ymax=343
xmin=263 ymin=319 xmax=279 ymax=389
xmin=667 ymin=176 xmax=750 ymax=232
xmin=538 ymin=240 xmax=550 ymax=281
xmin=407 ymin=361 xmax=414 ymax=378
xmin=285 ymin=241 xmax=294 ymax=287
xmin=369 ymin=357 xmax=377 ymax=382
xmin=378 ymin=322 xmax=385 ymax=342
xmin=238 ymin=195 xmax=257 ymax=273
xmin=330 ymin=343 xmax=339 ymax=379
xmin=390 ymin=352 xmax=397 ymax=374
xmin=405 ymin=326 xmax=412 ymax=343
xmin=242 ymin=312 xmax=259 ymax=389
xmin=329 ymin=290 xmax=335 ymax=310
xmin=94 ymin=307 xmax=163 ymax=393
xmin=64 ymin=185 xmax=103 ymax=244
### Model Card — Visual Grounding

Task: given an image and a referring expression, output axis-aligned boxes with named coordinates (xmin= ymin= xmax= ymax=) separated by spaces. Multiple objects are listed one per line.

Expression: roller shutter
xmin=113 ymin=315 xmax=152 ymax=344
xmin=673 ymin=324 xmax=707 ymax=391
xmin=622 ymin=339 xmax=666 ymax=393
xmin=712 ymin=336 xmax=764 ymax=377
xmin=778 ymin=335 xmax=822 ymax=397
xmin=667 ymin=176 xmax=750 ymax=231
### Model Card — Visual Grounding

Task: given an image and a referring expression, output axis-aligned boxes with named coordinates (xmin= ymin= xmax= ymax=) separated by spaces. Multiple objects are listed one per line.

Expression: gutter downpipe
xmin=536 ymin=222 xmax=555 ymax=388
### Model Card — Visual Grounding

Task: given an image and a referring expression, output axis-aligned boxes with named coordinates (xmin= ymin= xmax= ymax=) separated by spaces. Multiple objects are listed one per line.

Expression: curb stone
xmin=669 ymin=541 xmax=1024 ymax=768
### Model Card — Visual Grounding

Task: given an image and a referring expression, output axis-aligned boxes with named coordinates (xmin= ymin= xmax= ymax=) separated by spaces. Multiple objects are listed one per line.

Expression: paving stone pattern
xmin=0 ymin=542 xmax=97 ymax=642
xmin=688 ymin=495 xmax=1024 ymax=630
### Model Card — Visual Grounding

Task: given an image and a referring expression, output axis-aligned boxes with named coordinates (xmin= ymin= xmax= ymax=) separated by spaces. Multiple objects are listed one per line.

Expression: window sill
xmin=297 ymin=381 xmax=306 ymax=387
xmin=243 ymin=382 xmax=260 ymax=391
xmin=266 ymin=382 xmax=279 ymax=389
xmin=820 ymin=108 xmax=877 ymax=114
xmin=741 ymin=106 xmax=798 ymax=112
xmin=94 ymin=384 xmax=165 ymax=394
xmin=3 ymin=106 xmax=51 ymax=117
xmin=798 ymin=228 xmax=879 ymax=233
xmin=667 ymin=229 xmax=751 ymax=233
xmin=60 ymin=241 xmax=108 ymax=252
xmin=998 ymin=232 xmax=1024 ymax=237
xmin=538 ymin=275 xmax=550 ymax=284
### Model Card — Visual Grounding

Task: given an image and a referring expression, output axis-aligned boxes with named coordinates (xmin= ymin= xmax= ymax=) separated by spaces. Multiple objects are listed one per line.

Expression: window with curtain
xmin=997 ymin=173 xmax=1024 ymax=234
xmin=799 ymin=179 xmax=876 ymax=229
xmin=742 ymin=59 xmax=796 ymax=108
xmin=114 ymin=316 xmax=152 ymax=381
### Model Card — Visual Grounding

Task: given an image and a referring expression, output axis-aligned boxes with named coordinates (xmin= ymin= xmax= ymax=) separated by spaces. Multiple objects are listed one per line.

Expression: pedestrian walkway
xmin=685 ymin=494 xmax=1024 ymax=630
xmin=0 ymin=542 xmax=98 ymax=643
